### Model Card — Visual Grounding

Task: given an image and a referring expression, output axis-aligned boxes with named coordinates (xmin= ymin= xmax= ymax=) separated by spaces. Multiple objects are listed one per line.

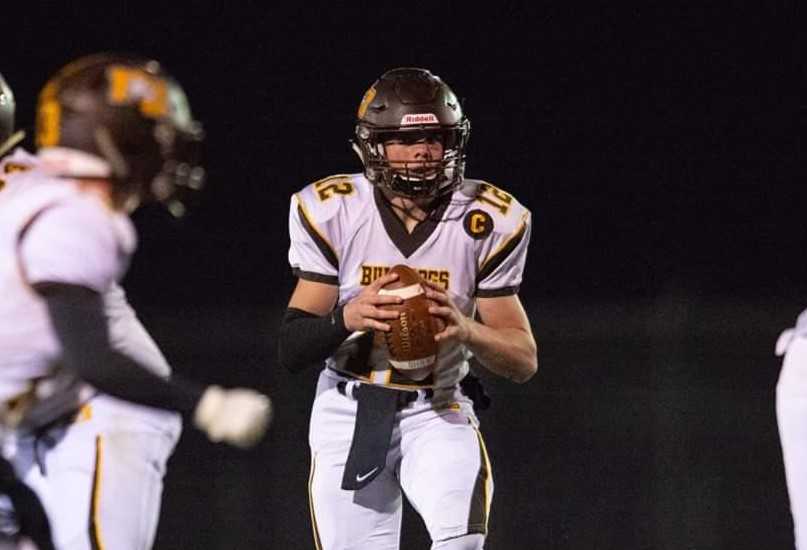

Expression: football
xmin=379 ymin=265 xmax=443 ymax=373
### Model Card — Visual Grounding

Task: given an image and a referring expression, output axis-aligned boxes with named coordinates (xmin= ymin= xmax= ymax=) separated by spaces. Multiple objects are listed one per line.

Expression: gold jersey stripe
xmin=467 ymin=425 xmax=493 ymax=535
xmin=477 ymin=212 xmax=529 ymax=282
xmin=76 ymin=403 xmax=93 ymax=422
xmin=296 ymin=193 xmax=339 ymax=270
xmin=90 ymin=436 xmax=106 ymax=550
xmin=308 ymin=452 xmax=324 ymax=550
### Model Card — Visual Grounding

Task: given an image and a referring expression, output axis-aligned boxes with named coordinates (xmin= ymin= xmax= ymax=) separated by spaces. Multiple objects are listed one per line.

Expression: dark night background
xmin=6 ymin=3 xmax=804 ymax=549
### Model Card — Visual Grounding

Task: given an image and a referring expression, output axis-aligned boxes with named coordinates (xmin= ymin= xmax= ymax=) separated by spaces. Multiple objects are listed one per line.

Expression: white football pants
xmin=308 ymin=369 xmax=493 ymax=550
xmin=3 ymin=395 xmax=181 ymax=550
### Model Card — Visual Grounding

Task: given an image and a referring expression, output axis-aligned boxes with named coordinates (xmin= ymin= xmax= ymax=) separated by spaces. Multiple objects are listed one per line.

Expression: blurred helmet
xmin=353 ymin=67 xmax=470 ymax=199
xmin=35 ymin=53 xmax=204 ymax=214
xmin=0 ymin=73 xmax=15 ymax=150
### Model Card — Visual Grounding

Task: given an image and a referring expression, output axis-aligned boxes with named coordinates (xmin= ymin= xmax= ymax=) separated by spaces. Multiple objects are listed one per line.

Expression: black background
xmin=5 ymin=3 xmax=804 ymax=549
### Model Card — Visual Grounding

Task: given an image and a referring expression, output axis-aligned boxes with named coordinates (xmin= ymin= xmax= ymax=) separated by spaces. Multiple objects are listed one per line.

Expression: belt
xmin=336 ymin=380 xmax=434 ymax=408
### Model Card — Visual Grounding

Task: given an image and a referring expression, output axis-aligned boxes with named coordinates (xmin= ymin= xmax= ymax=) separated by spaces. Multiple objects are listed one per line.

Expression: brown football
xmin=380 ymin=265 xmax=443 ymax=372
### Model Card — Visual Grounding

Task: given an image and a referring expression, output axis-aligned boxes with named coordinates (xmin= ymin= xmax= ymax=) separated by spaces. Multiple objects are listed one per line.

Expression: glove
xmin=193 ymin=386 xmax=272 ymax=448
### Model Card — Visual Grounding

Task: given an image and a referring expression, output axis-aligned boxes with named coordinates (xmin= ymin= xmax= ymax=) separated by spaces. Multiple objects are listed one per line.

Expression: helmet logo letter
xmin=107 ymin=66 xmax=168 ymax=118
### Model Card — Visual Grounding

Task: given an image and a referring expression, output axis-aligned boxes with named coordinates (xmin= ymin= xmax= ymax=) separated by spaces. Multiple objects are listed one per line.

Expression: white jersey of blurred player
xmin=0 ymin=148 xmax=181 ymax=549
xmin=289 ymin=173 xmax=531 ymax=548
xmin=777 ymin=308 xmax=807 ymax=549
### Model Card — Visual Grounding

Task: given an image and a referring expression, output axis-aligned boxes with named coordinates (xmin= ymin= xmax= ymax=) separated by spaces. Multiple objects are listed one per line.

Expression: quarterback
xmin=0 ymin=56 xmax=271 ymax=549
xmin=279 ymin=68 xmax=537 ymax=549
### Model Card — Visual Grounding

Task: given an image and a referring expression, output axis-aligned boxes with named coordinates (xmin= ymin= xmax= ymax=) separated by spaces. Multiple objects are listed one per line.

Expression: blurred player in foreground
xmin=0 ymin=55 xmax=271 ymax=549
xmin=0 ymin=70 xmax=55 ymax=550
xmin=279 ymin=68 xmax=537 ymax=549
xmin=777 ymin=309 xmax=807 ymax=548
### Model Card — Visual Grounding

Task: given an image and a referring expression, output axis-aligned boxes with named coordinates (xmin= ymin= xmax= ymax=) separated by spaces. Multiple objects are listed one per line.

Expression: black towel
xmin=341 ymin=384 xmax=399 ymax=490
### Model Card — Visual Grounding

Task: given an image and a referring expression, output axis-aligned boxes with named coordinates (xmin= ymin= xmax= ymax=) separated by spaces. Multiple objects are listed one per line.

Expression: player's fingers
xmin=435 ymin=326 xmax=459 ymax=342
xmin=421 ymin=279 xmax=443 ymax=291
xmin=425 ymin=287 xmax=449 ymax=303
xmin=368 ymin=294 xmax=404 ymax=305
xmin=367 ymin=306 xmax=401 ymax=320
xmin=366 ymin=319 xmax=392 ymax=332
xmin=369 ymin=272 xmax=399 ymax=290
xmin=429 ymin=305 xmax=453 ymax=319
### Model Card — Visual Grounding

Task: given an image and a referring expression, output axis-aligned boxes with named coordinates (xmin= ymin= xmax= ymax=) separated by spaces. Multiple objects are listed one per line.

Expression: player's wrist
xmin=332 ymin=304 xmax=357 ymax=335
xmin=461 ymin=316 xmax=480 ymax=345
xmin=339 ymin=302 xmax=358 ymax=332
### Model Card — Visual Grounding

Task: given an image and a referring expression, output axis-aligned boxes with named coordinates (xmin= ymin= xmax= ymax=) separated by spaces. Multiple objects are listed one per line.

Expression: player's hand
xmin=425 ymin=283 xmax=473 ymax=344
xmin=194 ymin=386 xmax=273 ymax=449
xmin=342 ymin=272 xmax=403 ymax=332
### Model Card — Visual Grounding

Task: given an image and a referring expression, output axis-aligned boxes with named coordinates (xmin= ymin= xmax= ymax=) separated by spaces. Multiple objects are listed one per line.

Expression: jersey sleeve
xmin=104 ymin=284 xmax=172 ymax=377
xmin=287 ymin=182 xmax=345 ymax=285
xmin=19 ymin=198 xmax=129 ymax=293
xmin=474 ymin=193 xmax=532 ymax=297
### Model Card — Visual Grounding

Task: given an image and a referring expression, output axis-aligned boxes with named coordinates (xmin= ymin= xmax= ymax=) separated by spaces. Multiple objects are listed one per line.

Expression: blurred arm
xmin=39 ymin=283 xmax=204 ymax=414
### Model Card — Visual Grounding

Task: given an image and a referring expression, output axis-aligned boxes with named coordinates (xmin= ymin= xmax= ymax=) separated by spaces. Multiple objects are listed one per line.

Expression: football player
xmin=777 ymin=309 xmax=807 ymax=548
xmin=0 ymin=55 xmax=271 ymax=549
xmin=279 ymin=68 xmax=538 ymax=549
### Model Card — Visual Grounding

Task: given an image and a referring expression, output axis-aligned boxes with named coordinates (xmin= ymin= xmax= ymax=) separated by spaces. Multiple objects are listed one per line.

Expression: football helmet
xmin=353 ymin=68 xmax=470 ymax=199
xmin=35 ymin=53 xmax=204 ymax=214
xmin=0 ymin=73 xmax=16 ymax=153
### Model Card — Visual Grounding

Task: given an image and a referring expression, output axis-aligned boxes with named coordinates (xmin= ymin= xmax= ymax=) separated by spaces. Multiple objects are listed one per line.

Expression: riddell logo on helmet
xmin=401 ymin=113 xmax=439 ymax=125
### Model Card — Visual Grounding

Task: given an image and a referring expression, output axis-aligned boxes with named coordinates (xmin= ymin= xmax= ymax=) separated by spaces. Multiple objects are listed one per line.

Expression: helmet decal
xmin=106 ymin=66 xmax=169 ymax=118
xmin=357 ymin=86 xmax=377 ymax=119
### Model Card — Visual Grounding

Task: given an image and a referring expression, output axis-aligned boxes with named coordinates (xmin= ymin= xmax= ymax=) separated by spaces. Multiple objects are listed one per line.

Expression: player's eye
xmin=383 ymin=131 xmax=445 ymax=147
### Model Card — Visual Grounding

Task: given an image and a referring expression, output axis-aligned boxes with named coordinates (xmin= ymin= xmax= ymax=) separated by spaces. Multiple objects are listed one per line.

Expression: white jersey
xmin=1 ymin=149 xmax=168 ymax=375
xmin=288 ymin=173 xmax=531 ymax=390
xmin=0 ymin=156 xmax=136 ymax=408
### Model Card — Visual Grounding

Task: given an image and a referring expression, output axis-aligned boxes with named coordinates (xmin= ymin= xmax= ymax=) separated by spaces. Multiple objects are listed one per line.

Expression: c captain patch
xmin=463 ymin=209 xmax=493 ymax=240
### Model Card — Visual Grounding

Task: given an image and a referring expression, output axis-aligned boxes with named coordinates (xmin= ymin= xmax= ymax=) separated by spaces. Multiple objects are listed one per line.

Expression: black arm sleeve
xmin=278 ymin=306 xmax=353 ymax=372
xmin=37 ymin=283 xmax=205 ymax=416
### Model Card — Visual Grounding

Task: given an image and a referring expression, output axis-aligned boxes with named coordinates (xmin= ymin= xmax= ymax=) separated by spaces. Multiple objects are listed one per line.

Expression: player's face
xmin=383 ymin=133 xmax=444 ymax=178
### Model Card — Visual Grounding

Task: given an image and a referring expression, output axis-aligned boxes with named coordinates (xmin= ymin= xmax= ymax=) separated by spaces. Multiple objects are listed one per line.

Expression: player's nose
xmin=412 ymin=143 xmax=434 ymax=160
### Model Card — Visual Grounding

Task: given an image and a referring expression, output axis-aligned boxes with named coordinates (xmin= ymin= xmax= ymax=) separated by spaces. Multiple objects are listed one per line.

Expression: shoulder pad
xmin=0 ymin=147 xmax=38 ymax=174
xmin=294 ymin=173 xmax=370 ymax=224
xmin=456 ymin=179 xmax=531 ymax=235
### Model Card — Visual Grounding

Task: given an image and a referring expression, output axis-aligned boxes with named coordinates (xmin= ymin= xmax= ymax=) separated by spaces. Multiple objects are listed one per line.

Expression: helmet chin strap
xmin=0 ymin=129 xmax=25 ymax=158
xmin=350 ymin=140 xmax=364 ymax=163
